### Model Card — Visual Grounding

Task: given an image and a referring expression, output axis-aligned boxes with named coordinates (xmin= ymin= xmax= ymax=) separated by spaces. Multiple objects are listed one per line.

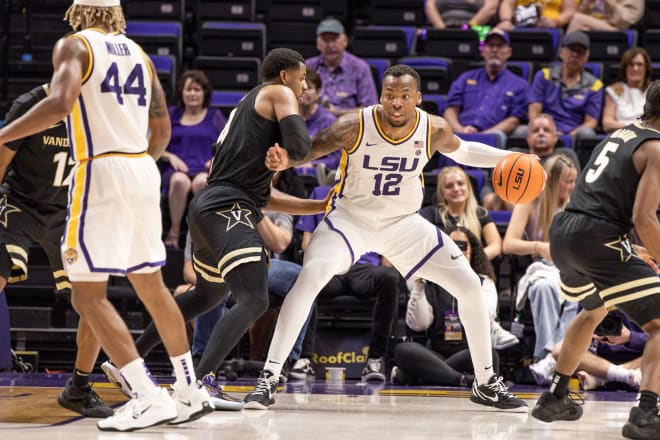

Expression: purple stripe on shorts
xmin=404 ymin=227 xmax=444 ymax=280
xmin=323 ymin=217 xmax=355 ymax=265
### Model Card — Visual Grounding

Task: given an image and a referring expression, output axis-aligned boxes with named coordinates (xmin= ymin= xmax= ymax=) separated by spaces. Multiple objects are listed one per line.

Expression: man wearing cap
xmin=0 ymin=0 xmax=214 ymax=431
xmin=306 ymin=18 xmax=378 ymax=116
xmin=527 ymin=31 xmax=603 ymax=138
xmin=444 ymin=28 xmax=528 ymax=144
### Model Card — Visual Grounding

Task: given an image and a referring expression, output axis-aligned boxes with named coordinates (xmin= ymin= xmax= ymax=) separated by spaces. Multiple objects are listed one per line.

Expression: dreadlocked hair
xmin=64 ymin=5 xmax=126 ymax=33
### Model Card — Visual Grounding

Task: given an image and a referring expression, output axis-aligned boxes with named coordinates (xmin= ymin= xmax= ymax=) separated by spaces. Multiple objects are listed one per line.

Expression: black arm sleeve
xmin=279 ymin=114 xmax=311 ymax=161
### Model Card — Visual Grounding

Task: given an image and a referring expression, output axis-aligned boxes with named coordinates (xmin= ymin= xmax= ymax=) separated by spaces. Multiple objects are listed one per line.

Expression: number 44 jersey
xmin=66 ymin=29 xmax=152 ymax=160
xmin=332 ymin=105 xmax=432 ymax=224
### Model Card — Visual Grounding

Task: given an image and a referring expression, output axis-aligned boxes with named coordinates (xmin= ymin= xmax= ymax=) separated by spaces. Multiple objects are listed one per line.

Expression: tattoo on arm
xmin=149 ymin=84 xmax=167 ymax=119
xmin=311 ymin=113 xmax=359 ymax=160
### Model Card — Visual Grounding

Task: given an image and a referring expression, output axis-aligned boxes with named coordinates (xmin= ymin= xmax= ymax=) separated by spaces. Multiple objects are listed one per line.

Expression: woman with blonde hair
xmin=420 ymin=166 xmax=502 ymax=261
xmin=503 ymin=154 xmax=579 ymax=384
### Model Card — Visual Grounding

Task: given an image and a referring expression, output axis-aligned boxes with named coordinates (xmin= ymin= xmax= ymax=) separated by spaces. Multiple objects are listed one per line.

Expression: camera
xmin=594 ymin=313 xmax=623 ymax=337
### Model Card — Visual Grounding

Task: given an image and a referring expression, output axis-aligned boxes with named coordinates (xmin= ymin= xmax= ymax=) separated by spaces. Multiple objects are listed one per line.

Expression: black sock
xmin=637 ymin=390 xmax=658 ymax=411
xmin=71 ymin=368 xmax=91 ymax=389
xmin=549 ymin=372 xmax=570 ymax=398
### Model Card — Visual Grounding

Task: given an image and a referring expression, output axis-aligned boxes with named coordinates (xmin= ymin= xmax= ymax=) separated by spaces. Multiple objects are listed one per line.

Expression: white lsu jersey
xmin=66 ymin=29 xmax=152 ymax=160
xmin=331 ymin=105 xmax=433 ymax=224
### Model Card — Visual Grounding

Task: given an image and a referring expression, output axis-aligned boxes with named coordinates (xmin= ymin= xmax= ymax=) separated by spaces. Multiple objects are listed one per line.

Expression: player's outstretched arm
xmin=633 ymin=139 xmax=660 ymax=262
xmin=429 ymin=114 xmax=511 ymax=168
xmin=145 ymin=57 xmax=171 ymax=160
xmin=265 ymin=187 xmax=328 ymax=215
xmin=0 ymin=37 xmax=85 ymax=145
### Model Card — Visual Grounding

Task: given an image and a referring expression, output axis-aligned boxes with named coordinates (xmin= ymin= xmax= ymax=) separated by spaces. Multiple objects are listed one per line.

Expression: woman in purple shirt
xmin=161 ymin=70 xmax=226 ymax=248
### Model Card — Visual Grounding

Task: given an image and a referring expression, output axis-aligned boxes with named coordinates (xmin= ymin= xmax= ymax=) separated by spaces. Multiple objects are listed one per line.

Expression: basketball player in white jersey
xmin=0 ymin=0 xmax=213 ymax=431
xmin=244 ymin=65 xmax=529 ymax=411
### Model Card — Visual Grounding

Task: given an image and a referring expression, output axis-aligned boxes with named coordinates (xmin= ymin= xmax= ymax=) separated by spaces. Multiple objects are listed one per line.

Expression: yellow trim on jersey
xmin=80 ymin=151 xmax=149 ymax=161
xmin=346 ymin=110 xmax=364 ymax=154
xmin=70 ymin=98 xmax=89 ymax=160
xmin=373 ymin=106 xmax=420 ymax=145
xmin=64 ymin=163 xmax=89 ymax=249
xmin=70 ymin=34 xmax=94 ymax=83
xmin=138 ymin=47 xmax=155 ymax=81
xmin=53 ymin=269 xmax=68 ymax=279
xmin=426 ymin=116 xmax=433 ymax=160
xmin=6 ymin=244 xmax=28 ymax=260
xmin=56 ymin=280 xmax=73 ymax=291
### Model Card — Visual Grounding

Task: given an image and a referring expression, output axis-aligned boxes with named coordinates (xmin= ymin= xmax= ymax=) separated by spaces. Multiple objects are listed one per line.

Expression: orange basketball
xmin=492 ymin=152 xmax=546 ymax=204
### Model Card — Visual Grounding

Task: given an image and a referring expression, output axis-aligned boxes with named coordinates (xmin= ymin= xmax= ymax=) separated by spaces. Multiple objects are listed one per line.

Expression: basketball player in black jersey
xmin=531 ymin=80 xmax=660 ymax=439
xmin=0 ymin=85 xmax=112 ymax=417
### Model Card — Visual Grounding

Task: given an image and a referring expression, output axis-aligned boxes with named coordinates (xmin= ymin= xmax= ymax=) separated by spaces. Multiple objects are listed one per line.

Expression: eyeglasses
xmin=454 ymin=240 xmax=469 ymax=251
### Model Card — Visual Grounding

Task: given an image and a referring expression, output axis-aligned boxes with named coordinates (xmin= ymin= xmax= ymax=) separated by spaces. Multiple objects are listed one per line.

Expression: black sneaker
xmin=361 ymin=357 xmax=386 ymax=382
xmin=57 ymin=379 xmax=114 ymax=418
xmin=470 ymin=375 xmax=528 ymax=412
xmin=243 ymin=370 xmax=278 ymax=410
xmin=531 ymin=391 xmax=584 ymax=422
xmin=622 ymin=406 xmax=660 ymax=439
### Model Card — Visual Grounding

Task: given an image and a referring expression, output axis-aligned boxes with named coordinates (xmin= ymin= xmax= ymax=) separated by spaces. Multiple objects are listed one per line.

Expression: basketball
xmin=492 ymin=152 xmax=546 ymax=204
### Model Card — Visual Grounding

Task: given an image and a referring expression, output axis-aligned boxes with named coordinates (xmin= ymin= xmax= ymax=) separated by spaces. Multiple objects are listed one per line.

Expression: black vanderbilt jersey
xmin=3 ymin=85 xmax=73 ymax=207
xmin=566 ymin=122 xmax=660 ymax=233
xmin=207 ymin=84 xmax=281 ymax=207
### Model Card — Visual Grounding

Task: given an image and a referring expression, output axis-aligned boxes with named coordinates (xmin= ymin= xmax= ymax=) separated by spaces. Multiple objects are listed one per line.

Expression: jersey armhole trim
xmin=69 ymin=34 xmax=94 ymax=85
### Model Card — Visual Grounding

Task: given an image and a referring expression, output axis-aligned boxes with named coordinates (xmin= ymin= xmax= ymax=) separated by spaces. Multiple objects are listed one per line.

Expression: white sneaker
xmin=627 ymin=368 xmax=642 ymax=390
xmin=576 ymin=370 xmax=606 ymax=391
xmin=96 ymin=388 xmax=176 ymax=431
xmin=529 ymin=353 xmax=557 ymax=385
xmin=101 ymin=361 xmax=132 ymax=398
xmin=169 ymin=380 xmax=215 ymax=425
xmin=491 ymin=321 xmax=520 ymax=350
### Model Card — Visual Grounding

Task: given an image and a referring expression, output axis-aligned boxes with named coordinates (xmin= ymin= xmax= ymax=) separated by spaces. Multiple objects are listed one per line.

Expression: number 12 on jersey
xmin=372 ymin=173 xmax=402 ymax=196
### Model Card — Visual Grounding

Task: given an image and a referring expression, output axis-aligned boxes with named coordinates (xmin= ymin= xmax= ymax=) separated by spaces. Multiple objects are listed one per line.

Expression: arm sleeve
xmin=443 ymin=136 xmax=510 ymax=168
xmin=279 ymin=114 xmax=312 ymax=161
xmin=406 ymin=285 xmax=435 ymax=332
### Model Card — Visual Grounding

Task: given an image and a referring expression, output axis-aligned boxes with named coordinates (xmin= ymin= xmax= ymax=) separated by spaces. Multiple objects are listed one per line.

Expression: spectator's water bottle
xmin=511 ymin=312 xmax=524 ymax=338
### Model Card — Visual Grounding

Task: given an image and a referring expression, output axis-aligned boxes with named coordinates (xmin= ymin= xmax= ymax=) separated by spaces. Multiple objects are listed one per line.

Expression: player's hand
xmin=595 ymin=326 xmax=630 ymax=346
xmin=634 ymin=244 xmax=660 ymax=275
xmin=265 ymin=143 xmax=290 ymax=171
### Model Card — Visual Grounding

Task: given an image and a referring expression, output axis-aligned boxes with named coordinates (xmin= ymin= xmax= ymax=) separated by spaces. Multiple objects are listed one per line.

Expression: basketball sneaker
xmin=101 ymin=361 xmax=131 ymax=397
xmin=243 ymin=370 xmax=278 ymax=410
xmin=57 ymin=378 xmax=114 ymax=418
xmin=361 ymin=357 xmax=386 ymax=382
xmin=201 ymin=374 xmax=245 ymax=411
xmin=531 ymin=391 xmax=584 ymax=422
xmin=490 ymin=321 xmax=519 ymax=350
xmin=289 ymin=358 xmax=316 ymax=381
xmin=96 ymin=388 xmax=176 ymax=431
xmin=622 ymin=406 xmax=660 ymax=439
xmin=529 ymin=353 xmax=557 ymax=386
xmin=169 ymin=380 xmax=215 ymax=425
xmin=470 ymin=375 xmax=528 ymax=411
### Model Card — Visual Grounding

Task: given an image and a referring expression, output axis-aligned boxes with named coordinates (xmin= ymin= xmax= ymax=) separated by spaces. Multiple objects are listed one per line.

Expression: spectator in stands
xmin=443 ymin=29 xmax=528 ymax=145
xmin=566 ymin=0 xmax=644 ymax=33
xmin=392 ymin=226 xmax=503 ymax=386
xmin=602 ymin=47 xmax=652 ymax=133
xmin=424 ymin=0 xmax=499 ymax=29
xmin=525 ymin=31 xmax=603 ymax=140
xmin=502 ymin=155 xmax=579 ymax=382
xmin=497 ymin=0 xmax=578 ymax=30
xmin=420 ymin=166 xmax=502 ymax=261
xmin=297 ymin=69 xmax=340 ymax=184
xmin=549 ymin=310 xmax=645 ymax=390
xmin=306 ymin=18 xmax=378 ymax=116
xmin=482 ymin=114 xmax=581 ymax=211
xmin=160 ymin=70 xmax=226 ymax=249
xmin=290 ymin=185 xmax=403 ymax=382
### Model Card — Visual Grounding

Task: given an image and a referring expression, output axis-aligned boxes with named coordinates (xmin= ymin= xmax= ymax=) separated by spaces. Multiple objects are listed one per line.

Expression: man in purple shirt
xmin=306 ymin=18 xmax=378 ymax=116
xmin=444 ymin=29 xmax=528 ymax=145
xmin=290 ymin=185 xmax=403 ymax=382
xmin=527 ymin=31 xmax=603 ymax=138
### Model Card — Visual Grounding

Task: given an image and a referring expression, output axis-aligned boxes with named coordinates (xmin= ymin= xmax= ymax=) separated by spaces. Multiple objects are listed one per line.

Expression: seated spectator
xmin=160 ymin=70 xmax=226 ymax=248
xmin=443 ymin=29 xmax=528 ymax=145
xmin=566 ymin=0 xmax=644 ymax=33
xmin=522 ymin=31 xmax=603 ymax=140
xmin=291 ymin=185 xmax=403 ymax=382
xmin=552 ymin=310 xmax=645 ymax=390
xmin=424 ymin=0 xmax=499 ymax=29
xmin=482 ymin=114 xmax=581 ymax=210
xmin=497 ymin=0 xmax=578 ymax=30
xmin=419 ymin=166 xmax=502 ymax=261
xmin=392 ymin=226 xmax=503 ymax=386
xmin=296 ymin=69 xmax=340 ymax=184
xmin=306 ymin=18 xmax=378 ymax=116
xmin=503 ymin=155 xmax=579 ymax=379
xmin=602 ymin=47 xmax=652 ymax=133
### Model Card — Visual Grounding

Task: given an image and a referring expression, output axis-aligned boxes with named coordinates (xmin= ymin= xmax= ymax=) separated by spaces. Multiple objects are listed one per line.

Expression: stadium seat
xmin=421 ymin=28 xmax=481 ymax=61
xmin=125 ymin=0 xmax=184 ymax=20
xmin=352 ymin=26 xmax=416 ymax=60
xmin=585 ymin=31 xmax=636 ymax=63
xmin=364 ymin=58 xmax=391 ymax=92
xmin=196 ymin=0 xmax=256 ymax=21
xmin=149 ymin=54 xmax=176 ymax=104
xmin=267 ymin=1 xmax=324 ymax=23
xmin=508 ymin=29 xmax=561 ymax=63
xmin=193 ymin=56 xmax=260 ymax=91
xmin=267 ymin=21 xmax=318 ymax=58
xmin=399 ymin=56 xmax=452 ymax=95
xmin=507 ymin=61 xmax=533 ymax=83
xmin=642 ymin=30 xmax=660 ymax=61
xmin=210 ymin=90 xmax=245 ymax=117
xmin=126 ymin=21 xmax=183 ymax=63
xmin=420 ymin=94 xmax=446 ymax=116
xmin=197 ymin=21 xmax=266 ymax=58
xmin=369 ymin=0 xmax=426 ymax=27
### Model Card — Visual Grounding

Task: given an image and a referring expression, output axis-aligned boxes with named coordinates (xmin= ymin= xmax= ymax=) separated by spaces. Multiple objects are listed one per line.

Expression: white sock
xmin=120 ymin=358 xmax=159 ymax=397
xmin=170 ymin=352 xmax=197 ymax=393
xmin=606 ymin=364 xmax=631 ymax=384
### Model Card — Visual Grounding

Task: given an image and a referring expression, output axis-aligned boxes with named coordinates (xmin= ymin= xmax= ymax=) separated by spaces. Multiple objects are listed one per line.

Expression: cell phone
xmin=594 ymin=314 xmax=623 ymax=337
